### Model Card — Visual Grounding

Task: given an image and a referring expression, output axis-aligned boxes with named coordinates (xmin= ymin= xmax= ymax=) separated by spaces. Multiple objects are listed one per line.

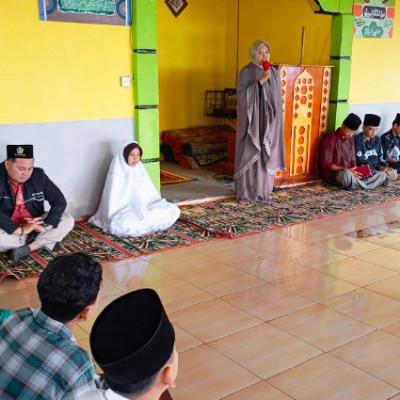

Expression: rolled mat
xmin=180 ymin=155 xmax=200 ymax=169
xmin=160 ymin=143 xmax=177 ymax=163
xmin=182 ymin=142 xmax=227 ymax=157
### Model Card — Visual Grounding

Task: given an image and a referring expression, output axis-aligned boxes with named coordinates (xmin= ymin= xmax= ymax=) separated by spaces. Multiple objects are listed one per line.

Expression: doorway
xmin=160 ymin=160 xmax=234 ymax=205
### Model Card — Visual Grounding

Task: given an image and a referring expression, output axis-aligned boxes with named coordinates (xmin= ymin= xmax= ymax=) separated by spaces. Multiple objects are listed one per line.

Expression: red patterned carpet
xmin=179 ymin=181 xmax=400 ymax=238
xmin=1 ymin=181 xmax=400 ymax=281
xmin=0 ymin=218 xmax=221 ymax=281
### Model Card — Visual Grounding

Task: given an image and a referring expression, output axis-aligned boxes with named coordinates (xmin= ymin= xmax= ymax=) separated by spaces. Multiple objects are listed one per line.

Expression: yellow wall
xmin=350 ymin=9 xmax=400 ymax=104
xmin=157 ymin=0 xmax=233 ymax=131
xmin=157 ymin=0 xmax=332 ymax=131
xmin=237 ymin=0 xmax=331 ymax=70
xmin=1 ymin=1 xmax=331 ymax=129
xmin=0 ymin=1 xmax=133 ymax=124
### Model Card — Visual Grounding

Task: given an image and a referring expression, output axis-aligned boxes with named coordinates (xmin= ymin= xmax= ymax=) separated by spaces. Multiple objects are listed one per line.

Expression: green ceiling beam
xmin=313 ymin=0 xmax=353 ymax=14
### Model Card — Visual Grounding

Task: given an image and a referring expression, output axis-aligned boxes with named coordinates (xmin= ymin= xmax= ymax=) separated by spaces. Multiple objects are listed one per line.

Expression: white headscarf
xmin=89 ymin=140 xmax=180 ymax=237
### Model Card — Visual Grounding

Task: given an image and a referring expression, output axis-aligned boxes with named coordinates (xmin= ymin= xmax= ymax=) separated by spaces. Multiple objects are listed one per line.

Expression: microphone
xmin=263 ymin=61 xmax=271 ymax=70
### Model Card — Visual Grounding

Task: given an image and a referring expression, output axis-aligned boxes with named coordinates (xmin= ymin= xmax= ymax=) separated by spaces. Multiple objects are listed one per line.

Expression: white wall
xmin=0 ymin=118 xmax=134 ymax=220
xmin=349 ymin=103 xmax=400 ymax=135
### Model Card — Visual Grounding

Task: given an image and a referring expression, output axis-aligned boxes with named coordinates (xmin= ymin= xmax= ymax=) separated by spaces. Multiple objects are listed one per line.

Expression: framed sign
xmin=39 ymin=0 xmax=132 ymax=26
xmin=353 ymin=0 xmax=395 ymax=38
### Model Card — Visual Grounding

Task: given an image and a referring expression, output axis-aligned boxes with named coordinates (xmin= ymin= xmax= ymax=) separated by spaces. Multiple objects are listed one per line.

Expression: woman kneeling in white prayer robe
xmin=89 ymin=141 xmax=181 ymax=237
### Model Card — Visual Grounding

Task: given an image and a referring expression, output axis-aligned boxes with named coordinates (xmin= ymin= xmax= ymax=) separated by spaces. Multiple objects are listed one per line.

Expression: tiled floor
xmin=3 ymin=202 xmax=400 ymax=399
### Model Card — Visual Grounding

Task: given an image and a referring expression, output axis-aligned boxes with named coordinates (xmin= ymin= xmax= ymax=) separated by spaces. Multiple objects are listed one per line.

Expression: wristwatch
xmin=43 ymin=223 xmax=51 ymax=231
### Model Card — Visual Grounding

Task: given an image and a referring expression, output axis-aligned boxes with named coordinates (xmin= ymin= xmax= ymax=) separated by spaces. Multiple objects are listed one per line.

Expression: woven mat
xmin=2 ymin=181 xmax=400 ymax=281
xmin=179 ymin=181 xmax=400 ymax=238
xmin=160 ymin=169 xmax=196 ymax=185
xmin=0 ymin=220 xmax=220 ymax=281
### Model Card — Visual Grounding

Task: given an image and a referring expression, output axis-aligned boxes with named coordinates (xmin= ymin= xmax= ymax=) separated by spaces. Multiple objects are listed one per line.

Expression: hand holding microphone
xmin=259 ymin=60 xmax=271 ymax=84
xmin=263 ymin=61 xmax=271 ymax=70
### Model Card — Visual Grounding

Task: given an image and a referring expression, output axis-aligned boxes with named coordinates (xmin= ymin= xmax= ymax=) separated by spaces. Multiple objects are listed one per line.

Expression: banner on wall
xmin=353 ymin=0 xmax=395 ymax=38
xmin=39 ymin=0 xmax=132 ymax=26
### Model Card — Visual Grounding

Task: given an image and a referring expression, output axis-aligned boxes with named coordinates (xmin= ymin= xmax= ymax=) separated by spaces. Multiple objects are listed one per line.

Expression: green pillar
xmin=313 ymin=0 xmax=354 ymax=131
xmin=329 ymin=13 xmax=354 ymax=131
xmin=132 ymin=0 xmax=160 ymax=189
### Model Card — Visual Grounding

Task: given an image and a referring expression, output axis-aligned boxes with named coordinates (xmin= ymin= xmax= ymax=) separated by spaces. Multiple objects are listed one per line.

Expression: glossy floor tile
xmin=3 ymin=202 xmax=400 ymax=399
xmin=330 ymin=330 xmax=400 ymax=389
xmin=322 ymin=287 xmax=400 ymax=328
xmin=269 ymin=304 xmax=375 ymax=351
xmin=316 ymin=257 xmax=397 ymax=287
xmin=169 ymin=298 xmax=263 ymax=343
xmin=267 ymin=353 xmax=398 ymax=400
xmin=221 ymin=282 xmax=313 ymax=321
xmin=226 ymin=252 xmax=309 ymax=281
xmin=314 ymin=234 xmax=382 ymax=257
xmin=182 ymin=264 xmax=263 ymax=297
xmin=209 ymin=323 xmax=322 ymax=379
xmin=354 ymin=247 xmax=400 ymax=272
xmin=273 ymin=269 xmax=357 ymax=302
xmin=221 ymin=381 xmax=292 ymax=400
xmin=173 ymin=345 xmax=259 ymax=400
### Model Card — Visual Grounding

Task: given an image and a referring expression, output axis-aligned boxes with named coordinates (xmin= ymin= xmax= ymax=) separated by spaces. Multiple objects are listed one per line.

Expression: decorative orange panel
xmin=275 ymin=64 xmax=332 ymax=185
xmin=319 ymin=67 xmax=331 ymax=138
xmin=291 ymin=69 xmax=313 ymax=176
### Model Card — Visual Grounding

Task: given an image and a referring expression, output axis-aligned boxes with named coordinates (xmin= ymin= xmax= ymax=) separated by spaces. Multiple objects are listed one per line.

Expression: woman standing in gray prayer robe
xmin=234 ymin=40 xmax=286 ymax=203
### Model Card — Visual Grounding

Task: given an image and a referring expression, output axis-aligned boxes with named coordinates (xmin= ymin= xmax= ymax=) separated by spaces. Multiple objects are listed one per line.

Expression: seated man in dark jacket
xmin=354 ymin=114 xmax=392 ymax=174
xmin=380 ymin=113 xmax=400 ymax=173
xmin=321 ymin=113 xmax=388 ymax=190
xmin=0 ymin=145 xmax=74 ymax=261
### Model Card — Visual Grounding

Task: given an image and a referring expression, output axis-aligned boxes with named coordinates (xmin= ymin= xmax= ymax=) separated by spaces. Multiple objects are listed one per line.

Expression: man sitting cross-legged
xmin=354 ymin=113 xmax=393 ymax=178
xmin=0 ymin=144 xmax=74 ymax=262
xmin=320 ymin=113 xmax=388 ymax=190
xmin=0 ymin=252 xmax=103 ymax=400
xmin=381 ymin=113 xmax=400 ymax=173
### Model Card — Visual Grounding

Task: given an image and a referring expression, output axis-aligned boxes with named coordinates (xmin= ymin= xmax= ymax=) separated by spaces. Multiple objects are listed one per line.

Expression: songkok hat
xmin=90 ymin=288 xmax=175 ymax=391
xmin=342 ymin=113 xmax=362 ymax=131
xmin=363 ymin=114 xmax=381 ymax=127
xmin=7 ymin=145 xmax=33 ymax=159
xmin=393 ymin=113 xmax=400 ymax=125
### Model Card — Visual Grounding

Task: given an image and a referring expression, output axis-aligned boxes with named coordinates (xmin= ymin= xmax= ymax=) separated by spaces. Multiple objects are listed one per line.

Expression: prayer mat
xmin=2 ymin=180 xmax=400 ymax=281
xmin=179 ymin=181 xmax=400 ymax=239
xmin=160 ymin=169 xmax=196 ymax=185
xmin=0 ymin=220 xmax=221 ymax=282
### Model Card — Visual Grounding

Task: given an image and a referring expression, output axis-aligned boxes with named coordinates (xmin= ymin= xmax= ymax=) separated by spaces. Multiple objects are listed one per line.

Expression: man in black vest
xmin=354 ymin=114 xmax=390 ymax=173
xmin=0 ymin=144 xmax=74 ymax=261
xmin=381 ymin=113 xmax=400 ymax=173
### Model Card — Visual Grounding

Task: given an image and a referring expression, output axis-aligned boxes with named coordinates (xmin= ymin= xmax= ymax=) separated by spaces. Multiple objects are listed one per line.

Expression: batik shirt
xmin=320 ymin=129 xmax=356 ymax=182
xmin=380 ymin=129 xmax=400 ymax=162
xmin=354 ymin=132 xmax=388 ymax=171
xmin=0 ymin=308 xmax=96 ymax=400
